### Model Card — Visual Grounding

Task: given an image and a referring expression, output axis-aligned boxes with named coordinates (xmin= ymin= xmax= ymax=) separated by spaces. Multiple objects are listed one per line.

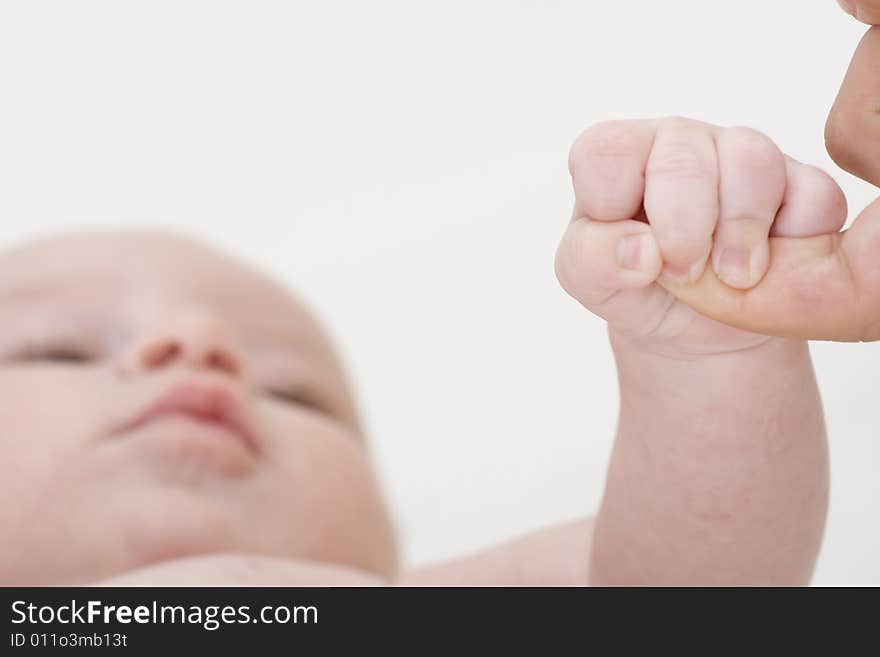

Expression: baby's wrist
xmin=610 ymin=328 xmax=815 ymax=431
xmin=608 ymin=325 xmax=783 ymax=363
xmin=609 ymin=326 xmax=809 ymax=385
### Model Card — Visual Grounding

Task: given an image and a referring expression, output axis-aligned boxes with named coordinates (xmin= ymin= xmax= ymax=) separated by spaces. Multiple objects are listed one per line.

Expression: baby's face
xmin=0 ymin=231 xmax=396 ymax=584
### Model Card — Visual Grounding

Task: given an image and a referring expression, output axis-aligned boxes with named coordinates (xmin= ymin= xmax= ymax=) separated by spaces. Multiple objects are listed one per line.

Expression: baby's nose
xmin=117 ymin=308 xmax=246 ymax=379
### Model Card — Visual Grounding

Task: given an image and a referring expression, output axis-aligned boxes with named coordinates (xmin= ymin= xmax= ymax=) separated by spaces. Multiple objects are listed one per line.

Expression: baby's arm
xmin=557 ymin=118 xmax=830 ymax=585
xmin=596 ymin=333 xmax=826 ymax=585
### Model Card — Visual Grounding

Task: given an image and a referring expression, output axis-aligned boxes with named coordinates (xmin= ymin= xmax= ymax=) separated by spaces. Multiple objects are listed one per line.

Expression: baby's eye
xmin=266 ymin=388 xmax=312 ymax=407
xmin=6 ymin=344 xmax=97 ymax=365
xmin=264 ymin=387 xmax=328 ymax=415
xmin=35 ymin=348 xmax=93 ymax=363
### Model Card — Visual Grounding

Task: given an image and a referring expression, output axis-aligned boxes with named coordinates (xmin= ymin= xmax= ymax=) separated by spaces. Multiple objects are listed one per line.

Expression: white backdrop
xmin=1 ymin=0 xmax=877 ymax=585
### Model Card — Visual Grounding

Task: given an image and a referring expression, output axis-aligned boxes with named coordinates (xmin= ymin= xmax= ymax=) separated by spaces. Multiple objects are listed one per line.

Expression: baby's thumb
xmin=555 ymin=218 xmax=661 ymax=310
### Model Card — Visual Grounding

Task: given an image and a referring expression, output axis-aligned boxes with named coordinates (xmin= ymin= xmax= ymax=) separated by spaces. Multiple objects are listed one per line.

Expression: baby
xmin=0 ymin=116 xmax=836 ymax=586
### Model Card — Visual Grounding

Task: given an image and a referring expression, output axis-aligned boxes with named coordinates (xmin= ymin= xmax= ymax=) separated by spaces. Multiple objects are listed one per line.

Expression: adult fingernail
xmin=717 ymin=245 xmax=753 ymax=288
xmin=617 ymin=233 xmax=650 ymax=271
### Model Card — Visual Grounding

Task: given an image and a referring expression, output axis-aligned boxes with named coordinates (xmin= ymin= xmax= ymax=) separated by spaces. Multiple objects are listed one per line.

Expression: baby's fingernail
xmin=717 ymin=245 xmax=753 ymax=288
xmin=660 ymin=260 xmax=704 ymax=285
xmin=617 ymin=233 xmax=650 ymax=271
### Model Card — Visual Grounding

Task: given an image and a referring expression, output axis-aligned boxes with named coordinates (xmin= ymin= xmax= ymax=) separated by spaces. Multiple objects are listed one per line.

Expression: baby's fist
xmin=556 ymin=118 xmax=846 ymax=349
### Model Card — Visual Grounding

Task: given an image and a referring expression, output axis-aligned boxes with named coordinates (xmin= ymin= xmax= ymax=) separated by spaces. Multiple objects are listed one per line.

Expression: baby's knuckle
xmin=572 ymin=121 xmax=641 ymax=168
xmin=555 ymin=225 xmax=610 ymax=299
xmin=659 ymin=115 xmax=698 ymax=130
xmin=720 ymin=127 xmax=780 ymax=168
xmin=554 ymin=234 xmax=583 ymax=294
xmin=803 ymin=166 xmax=847 ymax=216
xmin=647 ymin=146 xmax=711 ymax=180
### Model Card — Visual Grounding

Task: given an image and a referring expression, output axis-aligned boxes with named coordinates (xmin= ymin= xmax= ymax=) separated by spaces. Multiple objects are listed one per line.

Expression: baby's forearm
xmin=590 ymin=332 xmax=828 ymax=586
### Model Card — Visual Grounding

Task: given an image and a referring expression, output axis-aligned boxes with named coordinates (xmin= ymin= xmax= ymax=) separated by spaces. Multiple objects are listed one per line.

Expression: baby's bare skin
xmin=98 ymin=519 xmax=595 ymax=586
xmin=0 ymin=232 xmax=396 ymax=585
xmin=557 ymin=117 xmax=829 ymax=585
xmin=0 ymin=0 xmax=862 ymax=589
xmin=0 ymin=231 xmax=597 ymax=587
xmin=0 ymin=204 xmax=827 ymax=587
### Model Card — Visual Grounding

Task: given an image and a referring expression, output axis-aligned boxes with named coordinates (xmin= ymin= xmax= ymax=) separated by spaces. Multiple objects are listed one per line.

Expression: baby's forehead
xmin=0 ymin=230 xmax=332 ymax=350
xmin=3 ymin=230 xmax=267 ymax=290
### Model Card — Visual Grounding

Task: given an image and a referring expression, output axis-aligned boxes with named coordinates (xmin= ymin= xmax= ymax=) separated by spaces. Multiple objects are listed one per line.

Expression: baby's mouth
xmin=116 ymin=377 xmax=259 ymax=456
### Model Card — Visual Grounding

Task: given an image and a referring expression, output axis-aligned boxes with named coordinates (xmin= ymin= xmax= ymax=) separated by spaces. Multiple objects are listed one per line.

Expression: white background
xmin=1 ymin=0 xmax=877 ymax=585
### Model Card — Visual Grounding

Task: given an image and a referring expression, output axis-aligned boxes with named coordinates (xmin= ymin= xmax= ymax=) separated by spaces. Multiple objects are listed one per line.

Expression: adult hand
xmin=838 ymin=0 xmax=880 ymax=24
xmin=660 ymin=26 xmax=880 ymax=342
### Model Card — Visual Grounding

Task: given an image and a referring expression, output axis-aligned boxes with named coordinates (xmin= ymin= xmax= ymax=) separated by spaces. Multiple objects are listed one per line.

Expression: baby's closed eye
xmin=0 ymin=337 xmax=102 ymax=365
xmin=260 ymin=384 xmax=335 ymax=419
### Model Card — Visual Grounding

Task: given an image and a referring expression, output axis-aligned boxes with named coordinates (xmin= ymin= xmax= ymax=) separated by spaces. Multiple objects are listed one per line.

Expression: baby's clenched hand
xmin=556 ymin=117 xmax=846 ymax=352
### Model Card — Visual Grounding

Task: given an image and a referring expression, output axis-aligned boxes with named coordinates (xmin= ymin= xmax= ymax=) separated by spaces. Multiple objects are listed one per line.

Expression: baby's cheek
xmin=258 ymin=419 xmax=397 ymax=578
xmin=0 ymin=372 xmax=91 ymax=512
xmin=0 ymin=369 xmax=105 ymax=450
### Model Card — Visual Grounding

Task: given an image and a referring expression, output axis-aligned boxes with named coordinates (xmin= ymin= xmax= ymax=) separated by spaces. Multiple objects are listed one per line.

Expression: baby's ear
xmin=827 ymin=26 xmax=880 ymax=187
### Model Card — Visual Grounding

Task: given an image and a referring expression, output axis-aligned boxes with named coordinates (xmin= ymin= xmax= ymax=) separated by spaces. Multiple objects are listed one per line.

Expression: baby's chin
xmin=0 ymin=487 xmax=247 ymax=585
xmin=103 ymin=492 xmax=396 ymax=585
xmin=20 ymin=466 xmax=396 ymax=585
xmin=12 ymin=494 xmax=364 ymax=585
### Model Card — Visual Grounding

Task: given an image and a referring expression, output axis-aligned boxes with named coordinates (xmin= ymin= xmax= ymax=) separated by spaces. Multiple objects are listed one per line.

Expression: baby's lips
xmin=115 ymin=375 xmax=261 ymax=455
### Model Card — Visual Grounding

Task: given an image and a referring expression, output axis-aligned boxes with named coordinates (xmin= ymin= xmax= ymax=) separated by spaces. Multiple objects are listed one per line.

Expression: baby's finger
xmin=772 ymin=158 xmax=848 ymax=238
xmin=569 ymin=120 xmax=657 ymax=221
xmin=644 ymin=119 xmax=718 ymax=285
xmin=711 ymin=127 xmax=786 ymax=289
xmin=555 ymin=218 xmax=661 ymax=309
